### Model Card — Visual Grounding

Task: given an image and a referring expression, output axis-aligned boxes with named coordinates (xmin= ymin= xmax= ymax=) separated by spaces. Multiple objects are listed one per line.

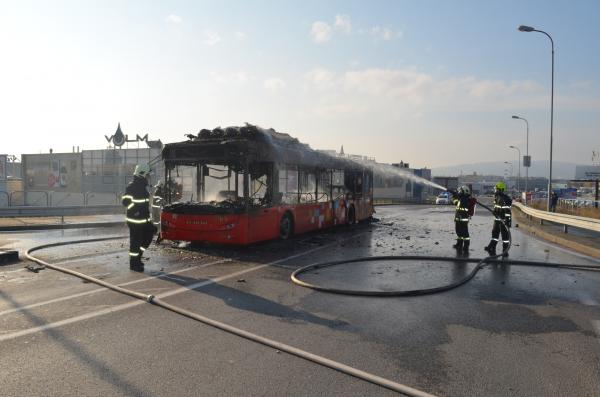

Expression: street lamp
xmin=518 ymin=25 xmax=554 ymax=211
xmin=511 ymin=115 xmax=529 ymax=193
xmin=509 ymin=145 xmax=521 ymax=192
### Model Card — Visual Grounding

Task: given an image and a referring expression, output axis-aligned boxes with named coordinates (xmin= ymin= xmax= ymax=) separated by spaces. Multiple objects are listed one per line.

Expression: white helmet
xmin=459 ymin=185 xmax=471 ymax=195
xmin=134 ymin=164 xmax=151 ymax=177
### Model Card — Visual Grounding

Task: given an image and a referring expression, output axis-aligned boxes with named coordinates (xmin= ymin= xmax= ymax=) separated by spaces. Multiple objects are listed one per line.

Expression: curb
xmin=0 ymin=221 xmax=125 ymax=232
xmin=513 ymin=211 xmax=600 ymax=260
xmin=0 ymin=250 xmax=19 ymax=265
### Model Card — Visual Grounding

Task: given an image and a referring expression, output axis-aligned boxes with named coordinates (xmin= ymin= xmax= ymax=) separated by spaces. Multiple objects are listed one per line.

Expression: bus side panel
xmin=161 ymin=212 xmax=250 ymax=245
xmin=247 ymin=207 xmax=280 ymax=243
xmin=292 ymin=202 xmax=334 ymax=234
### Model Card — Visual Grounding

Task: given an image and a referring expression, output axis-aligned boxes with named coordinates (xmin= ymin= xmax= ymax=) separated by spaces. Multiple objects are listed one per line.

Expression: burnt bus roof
xmin=162 ymin=124 xmax=367 ymax=170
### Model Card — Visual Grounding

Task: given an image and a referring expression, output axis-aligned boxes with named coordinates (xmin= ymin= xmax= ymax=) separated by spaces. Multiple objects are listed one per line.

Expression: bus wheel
xmin=347 ymin=206 xmax=356 ymax=225
xmin=280 ymin=213 xmax=294 ymax=240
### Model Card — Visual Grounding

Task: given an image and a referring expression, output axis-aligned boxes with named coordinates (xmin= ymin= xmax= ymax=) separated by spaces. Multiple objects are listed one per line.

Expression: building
xmin=0 ymin=155 xmax=23 ymax=206
xmin=374 ymin=161 xmax=433 ymax=202
xmin=19 ymin=124 xmax=164 ymax=205
xmin=433 ymin=176 xmax=459 ymax=191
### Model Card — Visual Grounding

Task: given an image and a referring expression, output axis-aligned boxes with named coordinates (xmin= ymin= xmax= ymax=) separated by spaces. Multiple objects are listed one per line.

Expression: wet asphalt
xmin=1 ymin=204 xmax=599 ymax=397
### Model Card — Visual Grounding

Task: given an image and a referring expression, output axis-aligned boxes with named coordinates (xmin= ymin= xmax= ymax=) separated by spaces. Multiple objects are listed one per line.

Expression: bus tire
xmin=347 ymin=206 xmax=356 ymax=225
xmin=280 ymin=213 xmax=294 ymax=240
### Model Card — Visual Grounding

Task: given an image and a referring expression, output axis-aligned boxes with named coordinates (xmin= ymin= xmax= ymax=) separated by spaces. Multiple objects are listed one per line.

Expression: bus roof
xmin=162 ymin=124 xmax=367 ymax=170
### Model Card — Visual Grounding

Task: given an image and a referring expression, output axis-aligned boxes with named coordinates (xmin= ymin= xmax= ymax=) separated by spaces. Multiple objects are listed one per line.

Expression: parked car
xmin=436 ymin=192 xmax=451 ymax=205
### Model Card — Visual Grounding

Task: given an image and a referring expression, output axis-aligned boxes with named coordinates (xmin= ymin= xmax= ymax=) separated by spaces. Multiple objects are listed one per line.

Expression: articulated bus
xmin=159 ymin=124 xmax=374 ymax=245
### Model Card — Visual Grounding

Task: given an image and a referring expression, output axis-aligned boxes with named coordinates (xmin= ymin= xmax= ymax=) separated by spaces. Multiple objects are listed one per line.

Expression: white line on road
xmin=0 ymin=233 xmax=366 ymax=342
xmin=0 ymin=259 xmax=230 ymax=318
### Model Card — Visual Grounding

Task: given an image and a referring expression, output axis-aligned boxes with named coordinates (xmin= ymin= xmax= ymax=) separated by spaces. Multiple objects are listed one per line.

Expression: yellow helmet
xmin=495 ymin=181 xmax=506 ymax=192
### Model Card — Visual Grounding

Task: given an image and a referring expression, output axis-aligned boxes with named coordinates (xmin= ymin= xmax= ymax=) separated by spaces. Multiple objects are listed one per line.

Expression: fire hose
xmin=25 ymin=237 xmax=435 ymax=397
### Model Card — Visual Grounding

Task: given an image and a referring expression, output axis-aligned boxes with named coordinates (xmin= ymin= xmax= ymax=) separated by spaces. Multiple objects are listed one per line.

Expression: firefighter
xmin=122 ymin=164 xmax=153 ymax=271
xmin=152 ymin=180 xmax=165 ymax=244
xmin=450 ymin=186 xmax=472 ymax=253
xmin=484 ymin=181 xmax=512 ymax=256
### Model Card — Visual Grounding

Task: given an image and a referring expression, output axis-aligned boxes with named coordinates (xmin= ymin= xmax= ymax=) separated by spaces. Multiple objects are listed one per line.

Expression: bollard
xmin=563 ymin=224 xmax=568 ymax=233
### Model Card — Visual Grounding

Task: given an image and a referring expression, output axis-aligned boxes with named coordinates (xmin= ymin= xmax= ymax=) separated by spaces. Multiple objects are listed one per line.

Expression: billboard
xmin=575 ymin=166 xmax=600 ymax=180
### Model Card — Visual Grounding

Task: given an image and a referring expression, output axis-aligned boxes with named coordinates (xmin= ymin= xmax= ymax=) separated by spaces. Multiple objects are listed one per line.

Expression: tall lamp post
xmin=511 ymin=115 xmax=529 ymax=194
xmin=518 ymin=25 xmax=554 ymax=211
xmin=509 ymin=145 xmax=521 ymax=192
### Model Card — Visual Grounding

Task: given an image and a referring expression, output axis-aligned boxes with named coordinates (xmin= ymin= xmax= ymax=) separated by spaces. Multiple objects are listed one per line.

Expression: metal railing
xmin=513 ymin=202 xmax=600 ymax=233
xmin=559 ymin=198 xmax=600 ymax=208
xmin=9 ymin=191 xmax=49 ymax=206
xmin=0 ymin=191 xmax=124 ymax=217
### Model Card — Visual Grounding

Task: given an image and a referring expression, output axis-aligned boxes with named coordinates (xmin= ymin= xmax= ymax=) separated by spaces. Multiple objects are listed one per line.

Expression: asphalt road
xmin=1 ymin=205 xmax=599 ymax=397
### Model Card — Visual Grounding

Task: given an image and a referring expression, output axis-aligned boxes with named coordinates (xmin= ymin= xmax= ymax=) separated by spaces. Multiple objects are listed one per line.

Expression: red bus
xmin=159 ymin=125 xmax=374 ymax=245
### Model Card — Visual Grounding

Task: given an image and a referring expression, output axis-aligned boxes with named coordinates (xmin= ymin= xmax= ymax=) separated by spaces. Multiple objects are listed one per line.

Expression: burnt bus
xmin=160 ymin=124 xmax=373 ymax=245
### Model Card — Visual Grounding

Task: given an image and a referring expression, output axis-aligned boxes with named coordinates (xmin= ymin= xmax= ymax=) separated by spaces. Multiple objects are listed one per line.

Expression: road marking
xmin=0 ymin=233 xmax=366 ymax=342
xmin=0 ymin=259 xmax=230 ymax=317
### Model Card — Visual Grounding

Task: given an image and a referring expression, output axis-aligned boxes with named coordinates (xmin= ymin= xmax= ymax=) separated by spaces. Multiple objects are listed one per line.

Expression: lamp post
xmin=509 ymin=145 xmax=521 ymax=192
xmin=518 ymin=25 xmax=554 ymax=211
xmin=511 ymin=115 xmax=529 ymax=194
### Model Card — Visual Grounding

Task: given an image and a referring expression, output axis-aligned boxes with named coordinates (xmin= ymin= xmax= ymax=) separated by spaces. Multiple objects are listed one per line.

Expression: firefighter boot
xmin=452 ymin=239 xmax=463 ymax=250
xmin=501 ymin=243 xmax=510 ymax=257
xmin=484 ymin=241 xmax=497 ymax=255
xmin=462 ymin=240 xmax=470 ymax=254
xmin=129 ymin=256 xmax=144 ymax=272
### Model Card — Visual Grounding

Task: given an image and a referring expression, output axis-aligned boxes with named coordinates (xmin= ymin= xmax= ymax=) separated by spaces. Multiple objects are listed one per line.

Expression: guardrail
xmin=0 ymin=205 xmax=124 ymax=218
xmin=513 ymin=202 xmax=600 ymax=233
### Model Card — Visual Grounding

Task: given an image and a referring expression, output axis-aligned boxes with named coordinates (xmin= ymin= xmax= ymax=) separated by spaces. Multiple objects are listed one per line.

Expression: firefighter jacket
xmin=493 ymin=192 xmax=512 ymax=225
xmin=452 ymin=193 xmax=471 ymax=223
xmin=122 ymin=176 xmax=151 ymax=224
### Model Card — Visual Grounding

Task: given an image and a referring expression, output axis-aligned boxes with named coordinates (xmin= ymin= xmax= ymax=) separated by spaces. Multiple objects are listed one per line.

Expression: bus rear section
xmin=159 ymin=125 xmax=374 ymax=245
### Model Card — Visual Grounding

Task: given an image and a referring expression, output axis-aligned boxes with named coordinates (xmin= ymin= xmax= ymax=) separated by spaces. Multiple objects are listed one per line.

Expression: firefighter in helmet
xmin=484 ymin=181 xmax=512 ymax=256
xmin=450 ymin=185 xmax=472 ymax=253
xmin=122 ymin=164 xmax=154 ymax=271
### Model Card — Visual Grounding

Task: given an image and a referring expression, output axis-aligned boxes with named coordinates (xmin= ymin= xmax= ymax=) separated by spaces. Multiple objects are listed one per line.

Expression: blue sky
xmin=1 ymin=0 xmax=599 ymax=168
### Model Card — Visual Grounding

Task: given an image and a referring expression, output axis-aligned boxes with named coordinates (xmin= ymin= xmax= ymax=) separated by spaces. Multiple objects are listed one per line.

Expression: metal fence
xmin=559 ymin=198 xmax=600 ymax=208
xmin=1 ymin=191 xmax=120 ymax=207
